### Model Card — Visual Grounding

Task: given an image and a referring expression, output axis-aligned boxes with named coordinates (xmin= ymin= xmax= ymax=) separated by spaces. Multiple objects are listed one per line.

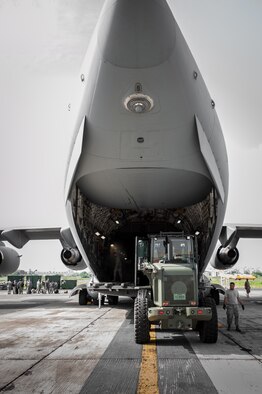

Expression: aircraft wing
xmin=219 ymin=225 xmax=262 ymax=248
xmin=0 ymin=228 xmax=62 ymax=249
xmin=0 ymin=227 xmax=88 ymax=272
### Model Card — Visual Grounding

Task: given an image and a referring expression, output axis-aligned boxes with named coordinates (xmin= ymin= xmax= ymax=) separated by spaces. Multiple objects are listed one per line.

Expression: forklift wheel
xmin=134 ymin=296 xmax=150 ymax=344
xmin=199 ymin=297 xmax=218 ymax=343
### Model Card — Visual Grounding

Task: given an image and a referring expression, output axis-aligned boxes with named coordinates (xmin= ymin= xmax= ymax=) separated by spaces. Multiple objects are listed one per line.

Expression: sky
xmin=0 ymin=0 xmax=262 ymax=272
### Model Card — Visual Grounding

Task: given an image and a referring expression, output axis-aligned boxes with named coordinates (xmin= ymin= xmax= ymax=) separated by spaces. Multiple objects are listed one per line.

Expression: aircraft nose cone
xmin=98 ymin=0 xmax=176 ymax=68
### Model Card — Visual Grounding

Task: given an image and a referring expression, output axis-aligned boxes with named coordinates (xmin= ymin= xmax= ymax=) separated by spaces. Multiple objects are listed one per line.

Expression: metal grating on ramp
xmin=156 ymin=332 xmax=218 ymax=394
xmin=80 ymin=311 xmax=142 ymax=394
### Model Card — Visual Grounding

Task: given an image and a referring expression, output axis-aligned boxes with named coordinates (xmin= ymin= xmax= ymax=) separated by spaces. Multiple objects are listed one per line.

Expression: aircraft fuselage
xmin=65 ymin=0 xmax=228 ymax=281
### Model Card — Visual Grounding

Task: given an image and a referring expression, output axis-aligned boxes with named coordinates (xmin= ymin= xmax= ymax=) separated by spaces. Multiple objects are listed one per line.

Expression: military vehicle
xmin=134 ymin=233 xmax=217 ymax=343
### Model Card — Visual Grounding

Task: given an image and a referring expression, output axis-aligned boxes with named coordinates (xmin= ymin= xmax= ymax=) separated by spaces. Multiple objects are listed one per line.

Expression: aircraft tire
xmin=79 ymin=289 xmax=88 ymax=305
xmin=134 ymin=296 xmax=150 ymax=344
xmin=199 ymin=297 xmax=218 ymax=343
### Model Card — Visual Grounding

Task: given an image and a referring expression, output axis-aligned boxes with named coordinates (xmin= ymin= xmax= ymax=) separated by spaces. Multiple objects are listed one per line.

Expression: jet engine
xmin=211 ymin=245 xmax=239 ymax=270
xmin=0 ymin=245 xmax=20 ymax=275
xmin=61 ymin=248 xmax=82 ymax=268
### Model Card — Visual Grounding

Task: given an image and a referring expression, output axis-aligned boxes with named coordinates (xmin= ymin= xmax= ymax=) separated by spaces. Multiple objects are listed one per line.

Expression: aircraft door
xmin=134 ymin=237 xmax=150 ymax=286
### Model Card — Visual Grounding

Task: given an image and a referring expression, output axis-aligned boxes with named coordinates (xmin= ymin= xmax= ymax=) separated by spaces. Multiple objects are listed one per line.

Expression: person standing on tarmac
xmin=36 ymin=279 xmax=41 ymax=294
xmin=45 ymin=279 xmax=50 ymax=294
xmin=12 ymin=280 xmax=17 ymax=295
xmin=223 ymin=282 xmax=245 ymax=332
xmin=244 ymin=279 xmax=251 ymax=298
xmin=17 ymin=280 xmax=22 ymax=294
xmin=27 ymin=279 xmax=32 ymax=294
xmin=7 ymin=280 xmax=12 ymax=294
xmin=20 ymin=279 xmax=24 ymax=294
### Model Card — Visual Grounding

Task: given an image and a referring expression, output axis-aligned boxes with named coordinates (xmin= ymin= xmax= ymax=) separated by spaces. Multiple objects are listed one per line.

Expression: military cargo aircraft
xmin=1 ymin=0 xmax=262 ymax=343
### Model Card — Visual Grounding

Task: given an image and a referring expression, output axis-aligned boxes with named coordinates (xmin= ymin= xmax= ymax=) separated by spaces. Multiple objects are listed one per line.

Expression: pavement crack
xmin=0 ymin=308 xmax=112 ymax=392
xmin=219 ymin=329 xmax=262 ymax=364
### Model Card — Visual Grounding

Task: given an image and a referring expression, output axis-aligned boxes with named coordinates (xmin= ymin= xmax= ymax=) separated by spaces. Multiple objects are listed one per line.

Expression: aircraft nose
xmin=98 ymin=0 xmax=176 ymax=68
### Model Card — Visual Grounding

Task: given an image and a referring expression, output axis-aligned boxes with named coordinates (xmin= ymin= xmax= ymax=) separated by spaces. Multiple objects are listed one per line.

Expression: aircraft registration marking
xmin=137 ymin=325 xmax=159 ymax=394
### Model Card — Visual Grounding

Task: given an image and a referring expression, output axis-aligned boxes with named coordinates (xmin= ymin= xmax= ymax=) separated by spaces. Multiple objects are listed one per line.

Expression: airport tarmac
xmin=0 ymin=289 xmax=261 ymax=393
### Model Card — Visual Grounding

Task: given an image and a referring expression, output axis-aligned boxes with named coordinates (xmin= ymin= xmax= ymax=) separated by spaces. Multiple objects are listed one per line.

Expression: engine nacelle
xmin=211 ymin=245 xmax=239 ymax=270
xmin=0 ymin=246 xmax=20 ymax=275
xmin=61 ymin=248 xmax=82 ymax=267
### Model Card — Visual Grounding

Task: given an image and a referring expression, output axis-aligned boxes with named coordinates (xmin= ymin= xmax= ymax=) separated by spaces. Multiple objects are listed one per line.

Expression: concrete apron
xmin=0 ymin=294 xmax=129 ymax=393
xmin=0 ymin=290 xmax=262 ymax=393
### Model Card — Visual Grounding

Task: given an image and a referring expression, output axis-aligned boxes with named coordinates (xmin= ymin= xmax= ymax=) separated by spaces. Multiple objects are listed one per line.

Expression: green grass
xmin=211 ymin=276 xmax=262 ymax=289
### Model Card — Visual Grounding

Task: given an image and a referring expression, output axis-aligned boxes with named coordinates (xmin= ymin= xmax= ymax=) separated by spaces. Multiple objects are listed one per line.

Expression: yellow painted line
xmin=137 ymin=325 xmax=159 ymax=394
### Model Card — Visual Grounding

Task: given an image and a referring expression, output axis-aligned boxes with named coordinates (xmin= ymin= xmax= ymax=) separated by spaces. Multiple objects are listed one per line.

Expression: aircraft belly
xmin=78 ymin=168 xmax=212 ymax=209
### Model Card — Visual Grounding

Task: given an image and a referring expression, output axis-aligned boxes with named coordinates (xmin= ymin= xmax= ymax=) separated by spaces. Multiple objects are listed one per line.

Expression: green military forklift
xmin=134 ymin=232 xmax=218 ymax=344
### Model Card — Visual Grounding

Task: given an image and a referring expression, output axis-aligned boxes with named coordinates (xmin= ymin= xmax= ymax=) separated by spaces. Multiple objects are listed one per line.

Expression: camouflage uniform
xmin=226 ymin=304 xmax=239 ymax=328
xmin=224 ymin=286 xmax=243 ymax=331
xmin=7 ymin=280 xmax=12 ymax=294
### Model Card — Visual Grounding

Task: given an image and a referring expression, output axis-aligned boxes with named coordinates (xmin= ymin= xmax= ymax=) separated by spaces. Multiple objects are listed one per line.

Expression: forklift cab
xmin=134 ymin=233 xmax=197 ymax=285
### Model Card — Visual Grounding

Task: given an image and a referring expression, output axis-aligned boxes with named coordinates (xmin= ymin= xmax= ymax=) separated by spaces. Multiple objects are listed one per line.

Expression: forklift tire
xmin=79 ymin=289 xmax=88 ymax=305
xmin=107 ymin=295 xmax=119 ymax=305
xmin=134 ymin=296 xmax=150 ymax=344
xmin=199 ymin=297 xmax=218 ymax=343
